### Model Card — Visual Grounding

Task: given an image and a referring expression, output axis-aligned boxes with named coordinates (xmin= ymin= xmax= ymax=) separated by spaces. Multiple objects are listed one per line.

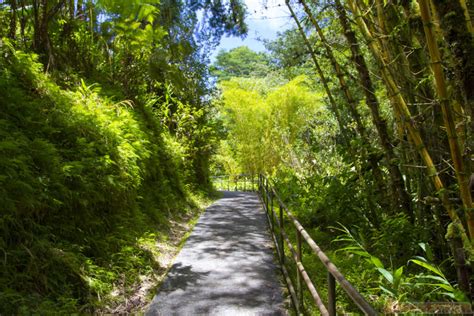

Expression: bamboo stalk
xmin=298 ymin=0 xmax=388 ymax=198
xmin=347 ymin=0 xmax=471 ymax=247
xmin=428 ymin=0 xmax=443 ymax=36
xmin=284 ymin=0 xmax=347 ymax=141
xmin=459 ymin=0 xmax=474 ymax=34
xmin=431 ymin=0 xmax=472 ymax=155
xmin=335 ymin=0 xmax=413 ymax=220
xmin=299 ymin=0 xmax=365 ymax=138
xmin=286 ymin=0 xmax=381 ymax=227
xmin=418 ymin=0 xmax=474 ymax=240
xmin=360 ymin=2 xmax=449 ymax=225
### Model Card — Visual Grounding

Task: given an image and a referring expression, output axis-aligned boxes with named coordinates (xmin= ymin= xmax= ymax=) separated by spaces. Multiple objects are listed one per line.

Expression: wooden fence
xmin=258 ymin=175 xmax=377 ymax=315
xmin=212 ymin=173 xmax=378 ymax=315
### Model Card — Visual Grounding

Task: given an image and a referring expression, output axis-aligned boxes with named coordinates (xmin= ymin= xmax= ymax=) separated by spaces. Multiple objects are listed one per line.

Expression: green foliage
xmin=0 ymin=44 xmax=200 ymax=313
xmin=216 ymin=75 xmax=325 ymax=175
xmin=409 ymin=255 xmax=468 ymax=302
xmin=264 ymin=28 xmax=315 ymax=79
xmin=0 ymin=0 xmax=248 ymax=313
xmin=333 ymin=225 xmax=469 ymax=305
xmin=211 ymin=46 xmax=272 ymax=81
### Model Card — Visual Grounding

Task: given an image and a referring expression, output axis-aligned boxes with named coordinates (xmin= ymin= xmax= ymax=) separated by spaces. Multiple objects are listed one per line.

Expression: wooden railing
xmin=258 ymin=174 xmax=378 ymax=316
xmin=212 ymin=174 xmax=258 ymax=192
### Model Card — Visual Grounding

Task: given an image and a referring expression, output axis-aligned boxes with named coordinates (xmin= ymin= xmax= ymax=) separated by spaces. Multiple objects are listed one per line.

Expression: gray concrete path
xmin=146 ymin=191 xmax=286 ymax=316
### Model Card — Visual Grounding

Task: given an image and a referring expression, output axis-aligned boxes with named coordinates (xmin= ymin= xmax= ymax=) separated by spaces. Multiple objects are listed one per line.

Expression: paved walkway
xmin=146 ymin=191 xmax=286 ymax=316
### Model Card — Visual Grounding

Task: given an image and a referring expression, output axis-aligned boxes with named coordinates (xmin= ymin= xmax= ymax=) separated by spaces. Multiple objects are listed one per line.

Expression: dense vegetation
xmin=212 ymin=0 xmax=473 ymax=313
xmin=1 ymin=0 xmax=473 ymax=314
xmin=0 ymin=0 xmax=246 ymax=313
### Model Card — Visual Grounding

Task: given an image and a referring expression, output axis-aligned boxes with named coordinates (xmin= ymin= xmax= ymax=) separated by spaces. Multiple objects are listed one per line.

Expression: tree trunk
xmin=298 ymin=0 xmax=388 ymax=208
xmin=76 ymin=0 xmax=84 ymax=20
xmin=418 ymin=0 xmax=474 ymax=241
xmin=347 ymin=0 xmax=471 ymax=249
xmin=286 ymin=0 xmax=381 ymax=227
xmin=335 ymin=0 xmax=414 ymax=221
xmin=8 ymin=0 xmax=17 ymax=39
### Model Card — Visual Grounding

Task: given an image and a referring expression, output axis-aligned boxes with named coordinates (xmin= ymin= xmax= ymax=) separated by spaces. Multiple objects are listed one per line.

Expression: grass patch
xmin=100 ymin=193 xmax=214 ymax=313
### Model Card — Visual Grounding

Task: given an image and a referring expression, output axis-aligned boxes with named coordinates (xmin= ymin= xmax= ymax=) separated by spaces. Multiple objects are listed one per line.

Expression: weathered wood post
xmin=265 ymin=178 xmax=269 ymax=208
xmin=270 ymin=190 xmax=274 ymax=231
xmin=328 ymin=272 xmax=336 ymax=316
xmin=279 ymin=201 xmax=284 ymax=264
xmin=297 ymin=230 xmax=303 ymax=312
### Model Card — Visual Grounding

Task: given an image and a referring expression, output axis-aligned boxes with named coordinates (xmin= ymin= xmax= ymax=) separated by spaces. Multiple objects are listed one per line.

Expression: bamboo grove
xmin=281 ymin=0 xmax=473 ymax=299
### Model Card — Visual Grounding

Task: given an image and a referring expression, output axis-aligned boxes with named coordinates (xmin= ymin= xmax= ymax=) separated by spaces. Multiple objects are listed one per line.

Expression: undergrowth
xmin=0 ymin=45 xmax=205 ymax=313
xmin=270 ymin=172 xmax=471 ymax=314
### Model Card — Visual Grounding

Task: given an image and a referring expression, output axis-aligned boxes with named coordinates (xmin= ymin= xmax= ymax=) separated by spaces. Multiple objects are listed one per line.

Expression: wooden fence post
xmin=297 ymin=230 xmax=303 ymax=312
xmin=279 ymin=201 xmax=285 ymax=264
xmin=328 ymin=272 xmax=336 ymax=316
xmin=270 ymin=190 xmax=274 ymax=231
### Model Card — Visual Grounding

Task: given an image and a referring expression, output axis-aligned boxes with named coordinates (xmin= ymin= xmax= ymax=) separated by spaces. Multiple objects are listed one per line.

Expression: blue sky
xmin=210 ymin=0 xmax=294 ymax=61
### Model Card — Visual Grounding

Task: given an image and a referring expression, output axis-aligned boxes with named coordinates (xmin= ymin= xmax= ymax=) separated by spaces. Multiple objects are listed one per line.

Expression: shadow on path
xmin=146 ymin=191 xmax=286 ymax=316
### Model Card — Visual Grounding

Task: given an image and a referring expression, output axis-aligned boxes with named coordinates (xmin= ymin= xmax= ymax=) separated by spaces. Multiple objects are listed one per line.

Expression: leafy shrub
xmin=333 ymin=225 xmax=469 ymax=308
xmin=0 ymin=44 xmax=196 ymax=312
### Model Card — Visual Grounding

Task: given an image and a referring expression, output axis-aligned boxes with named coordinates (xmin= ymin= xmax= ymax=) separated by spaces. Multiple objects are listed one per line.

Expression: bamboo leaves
xmin=218 ymin=75 xmax=325 ymax=174
xmin=277 ymin=0 xmax=474 ymax=300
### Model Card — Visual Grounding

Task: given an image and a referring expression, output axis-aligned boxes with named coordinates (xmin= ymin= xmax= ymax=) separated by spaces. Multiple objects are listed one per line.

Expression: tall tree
xmin=211 ymin=46 xmax=271 ymax=81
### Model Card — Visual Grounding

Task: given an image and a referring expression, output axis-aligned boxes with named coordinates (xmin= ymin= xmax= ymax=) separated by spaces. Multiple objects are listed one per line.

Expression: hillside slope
xmin=0 ymin=45 xmax=204 ymax=313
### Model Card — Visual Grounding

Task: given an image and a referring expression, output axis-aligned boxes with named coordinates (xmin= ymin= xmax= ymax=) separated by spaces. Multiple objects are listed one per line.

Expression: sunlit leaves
xmin=98 ymin=0 xmax=165 ymax=50
xmin=217 ymin=75 xmax=324 ymax=174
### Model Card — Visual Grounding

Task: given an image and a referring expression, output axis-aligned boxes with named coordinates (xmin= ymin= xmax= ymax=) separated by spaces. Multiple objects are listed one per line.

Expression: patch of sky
xmin=210 ymin=0 xmax=294 ymax=61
